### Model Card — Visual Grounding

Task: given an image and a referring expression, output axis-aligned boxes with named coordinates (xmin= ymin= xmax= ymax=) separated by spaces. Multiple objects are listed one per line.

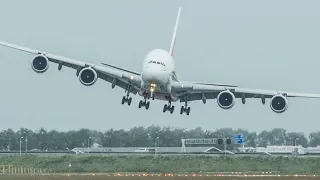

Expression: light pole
xmin=148 ymin=132 xmax=151 ymax=146
xmin=295 ymin=138 xmax=299 ymax=146
xmin=25 ymin=136 xmax=28 ymax=154
xmin=156 ymin=130 xmax=162 ymax=147
xmin=19 ymin=137 xmax=23 ymax=156
xmin=157 ymin=137 xmax=159 ymax=147
xmin=154 ymin=137 xmax=159 ymax=148
xmin=294 ymin=138 xmax=299 ymax=156
xmin=66 ymin=148 xmax=70 ymax=167
xmin=224 ymin=138 xmax=227 ymax=157
xmin=87 ymin=137 xmax=92 ymax=154
xmin=154 ymin=137 xmax=159 ymax=158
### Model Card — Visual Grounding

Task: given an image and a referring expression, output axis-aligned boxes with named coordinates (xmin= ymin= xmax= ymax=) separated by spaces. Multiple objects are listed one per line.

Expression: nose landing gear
xmin=138 ymin=92 xmax=150 ymax=110
xmin=138 ymin=99 xmax=150 ymax=109
xmin=163 ymin=98 xmax=174 ymax=114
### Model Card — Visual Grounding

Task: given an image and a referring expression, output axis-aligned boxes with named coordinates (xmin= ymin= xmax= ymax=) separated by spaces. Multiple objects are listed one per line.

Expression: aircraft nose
xmin=142 ymin=67 xmax=168 ymax=85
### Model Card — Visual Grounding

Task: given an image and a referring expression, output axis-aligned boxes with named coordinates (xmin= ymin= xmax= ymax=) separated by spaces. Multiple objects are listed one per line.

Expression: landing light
xmin=130 ymin=76 xmax=134 ymax=80
xmin=151 ymin=83 xmax=157 ymax=87
xmin=150 ymin=88 xmax=155 ymax=92
xmin=181 ymin=84 xmax=184 ymax=88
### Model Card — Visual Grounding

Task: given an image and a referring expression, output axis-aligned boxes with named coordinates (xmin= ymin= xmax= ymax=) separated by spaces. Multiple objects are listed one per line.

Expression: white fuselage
xmin=139 ymin=49 xmax=176 ymax=101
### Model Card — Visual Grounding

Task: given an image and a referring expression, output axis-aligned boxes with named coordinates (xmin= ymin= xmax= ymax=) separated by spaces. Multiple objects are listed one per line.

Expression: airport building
xmin=72 ymin=145 xmax=320 ymax=154
xmin=71 ymin=139 xmax=320 ymax=154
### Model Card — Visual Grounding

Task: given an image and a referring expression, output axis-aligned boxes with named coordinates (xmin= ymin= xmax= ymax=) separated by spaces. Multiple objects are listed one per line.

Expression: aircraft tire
xmin=121 ymin=96 xmax=125 ymax=104
xmin=186 ymin=107 xmax=191 ymax=115
xmin=128 ymin=97 xmax=132 ymax=106
xmin=138 ymin=100 xmax=142 ymax=108
xmin=170 ymin=106 xmax=175 ymax=114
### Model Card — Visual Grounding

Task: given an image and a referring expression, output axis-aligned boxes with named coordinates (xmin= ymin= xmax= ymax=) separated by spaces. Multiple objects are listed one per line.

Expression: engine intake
xmin=78 ymin=67 xmax=98 ymax=86
xmin=217 ymin=90 xmax=235 ymax=109
xmin=270 ymin=94 xmax=288 ymax=113
xmin=31 ymin=55 xmax=49 ymax=73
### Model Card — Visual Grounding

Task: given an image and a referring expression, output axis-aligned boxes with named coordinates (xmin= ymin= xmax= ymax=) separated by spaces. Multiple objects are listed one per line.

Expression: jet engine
xmin=217 ymin=90 xmax=235 ymax=109
xmin=31 ymin=54 xmax=49 ymax=73
xmin=270 ymin=94 xmax=288 ymax=113
xmin=78 ymin=67 xmax=98 ymax=86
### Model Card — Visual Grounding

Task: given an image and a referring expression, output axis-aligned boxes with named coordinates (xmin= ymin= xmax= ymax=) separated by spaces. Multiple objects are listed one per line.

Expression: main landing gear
xmin=138 ymin=92 xmax=150 ymax=110
xmin=163 ymin=99 xmax=174 ymax=114
xmin=121 ymin=84 xmax=132 ymax=106
xmin=122 ymin=96 xmax=132 ymax=105
xmin=180 ymin=101 xmax=191 ymax=115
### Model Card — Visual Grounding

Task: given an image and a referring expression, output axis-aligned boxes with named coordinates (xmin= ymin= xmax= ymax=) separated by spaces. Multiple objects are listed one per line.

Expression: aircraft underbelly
xmin=138 ymin=88 xmax=179 ymax=102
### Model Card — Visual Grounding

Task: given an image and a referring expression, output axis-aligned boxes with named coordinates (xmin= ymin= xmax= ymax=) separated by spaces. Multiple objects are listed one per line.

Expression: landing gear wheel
xmin=186 ymin=107 xmax=191 ymax=115
xmin=163 ymin=104 xmax=168 ymax=112
xmin=180 ymin=106 xmax=191 ymax=115
xmin=121 ymin=96 xmax=125 ymax=104
xmin=180 ymin=106 xmax=184 ymax=114
xmin=128 ymin=97 xmax=132 ymax=106
xmin=146 ymin=101 xmax=150 ymax=110
xmin=163 ymin=104 xmax=174 ymax=114
xmin=121 ymin=96 xmax=132 ymax=106
xmin=138 ymin=99 xmax=150 ymax=110
xmin=138 ymin=100 xmax=143 ymax=108
xmin=170 ymin=106 xmax=175 ymax=114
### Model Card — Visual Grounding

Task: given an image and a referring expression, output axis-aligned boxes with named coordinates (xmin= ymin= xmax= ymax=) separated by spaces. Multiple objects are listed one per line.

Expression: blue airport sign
xmin=236 ymin=139 xmax=243 ymax=144
xmin=233 ymin=134 xmax=244 ymax=144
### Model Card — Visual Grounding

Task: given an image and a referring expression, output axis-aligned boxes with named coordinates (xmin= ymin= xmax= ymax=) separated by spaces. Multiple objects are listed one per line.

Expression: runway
xmin=0 ymin=152 xmax=319 ymax=158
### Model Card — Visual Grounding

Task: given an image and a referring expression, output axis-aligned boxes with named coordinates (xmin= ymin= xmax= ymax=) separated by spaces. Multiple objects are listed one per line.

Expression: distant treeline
xmin=0 ymin=126 xmax=320 ymax=151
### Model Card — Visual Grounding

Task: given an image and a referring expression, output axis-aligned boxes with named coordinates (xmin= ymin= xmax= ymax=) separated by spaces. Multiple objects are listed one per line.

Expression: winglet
xmin=169 ymin=7 xmax=182 ymax=57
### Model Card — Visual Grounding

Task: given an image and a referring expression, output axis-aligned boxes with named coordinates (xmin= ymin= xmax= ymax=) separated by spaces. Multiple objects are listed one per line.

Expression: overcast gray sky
xmin=0 ymin=0 xmax=320 ymax=135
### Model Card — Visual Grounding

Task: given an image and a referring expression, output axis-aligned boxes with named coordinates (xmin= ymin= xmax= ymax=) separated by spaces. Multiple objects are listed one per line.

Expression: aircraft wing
xmin=172 ymin=81 xmax=320 ymax=103
xmin=0 ymin=41 xmax=141 ymax=94
xmin=100 ymin=62 xmax=141 ymax=76
xmin=181 ymin=81 xmax=238 ymax=87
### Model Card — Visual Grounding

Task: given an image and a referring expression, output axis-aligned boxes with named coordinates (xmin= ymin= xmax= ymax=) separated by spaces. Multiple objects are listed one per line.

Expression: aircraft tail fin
xmin=169 ymin=7 xmax=182 ymax=57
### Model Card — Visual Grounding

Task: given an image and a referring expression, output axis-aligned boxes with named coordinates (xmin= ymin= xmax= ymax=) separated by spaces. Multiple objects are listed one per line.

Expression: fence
xmin=0 ymin=165 xmax=46 ymax=174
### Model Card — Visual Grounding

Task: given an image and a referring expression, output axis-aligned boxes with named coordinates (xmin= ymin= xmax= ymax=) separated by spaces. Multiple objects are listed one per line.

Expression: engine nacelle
xmin=217 ymin=90 xmax=236 ymax=109
xmin=31 ymin=54 xmax=49 ymax=73
xmin=78 ymin=67 xmax=98 ymax=86
xmin=270 ymin=94 xmax=288 ymax=113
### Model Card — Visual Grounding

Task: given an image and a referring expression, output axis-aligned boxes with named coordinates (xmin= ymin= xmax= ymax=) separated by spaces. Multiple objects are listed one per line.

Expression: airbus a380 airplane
xmin=1 ymin=7 xmax=320 ymax=115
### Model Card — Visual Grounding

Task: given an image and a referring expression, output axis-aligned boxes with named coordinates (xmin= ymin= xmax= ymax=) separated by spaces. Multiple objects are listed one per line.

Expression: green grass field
xmin=0 ymin=175 xmax=319 ymax=180
xmin=0 ymin=155 xmax=319 ymax=174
